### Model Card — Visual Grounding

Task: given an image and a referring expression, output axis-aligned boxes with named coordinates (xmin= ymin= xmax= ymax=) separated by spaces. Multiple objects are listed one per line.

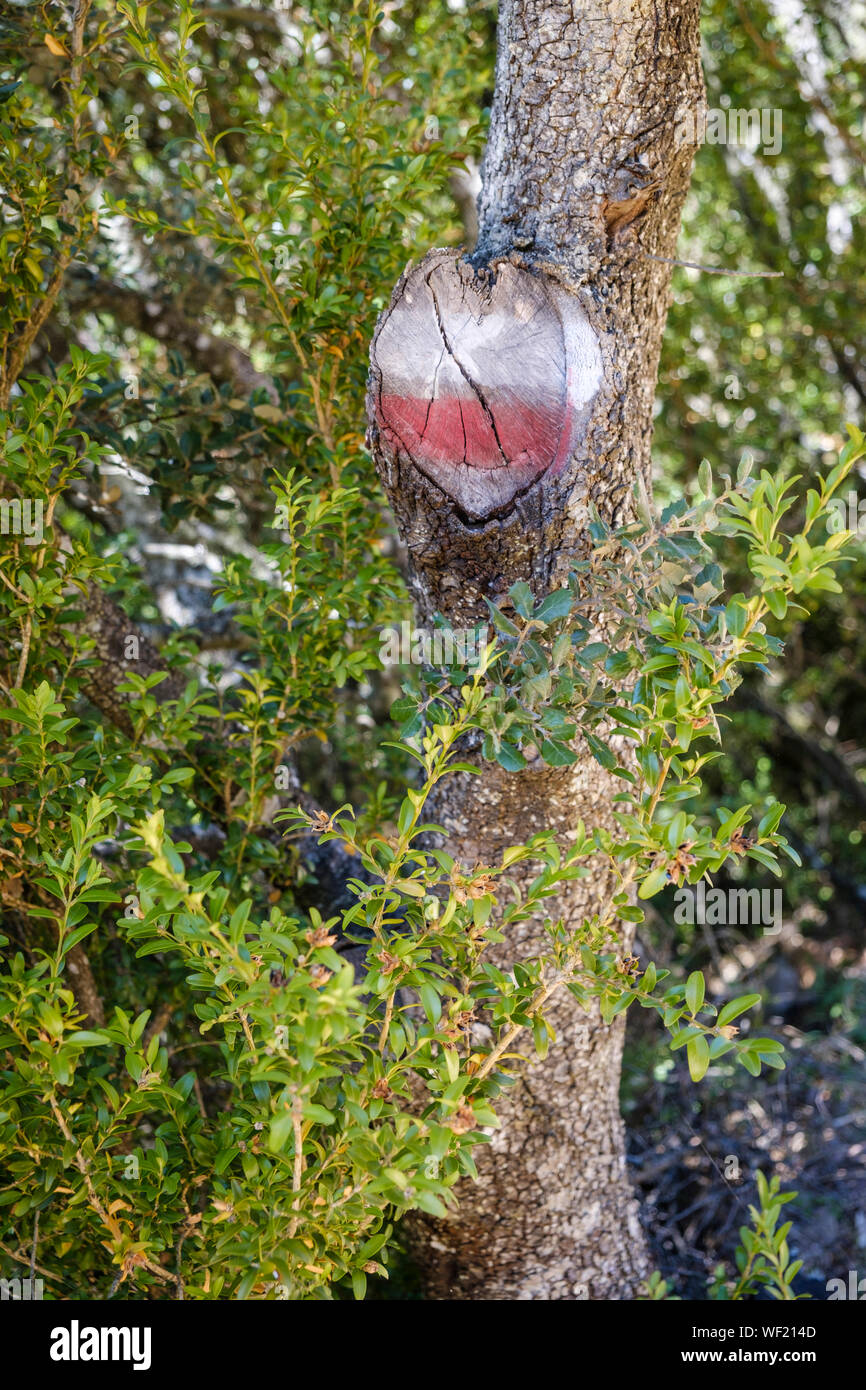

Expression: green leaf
xmin=764 ymin=588 xmax=788 ymax=620
xmin=66 ymin=1030 xmax=112 ymax=1047
xmin=639 ymin=867 xmax=669 ymax=899
xmin=540 ymin=739 xmax=577 ymax=767
xmin=532 ymin=1015 xmax=549 ymax=1059
xmin=686 ymin=1033 xmax=710 ymax=1082
xmin=268 ymin=1112 xmax=294 ymax=1153
xmin=61 ymin=922 xmax=99 ymax=955
xmin=685 ymin=970 xmax=705 ymax=1016
xmin=534 ymin=588 xmax=573 ymax=624
xmin=508 ymin=581 xmax=534 ymax=618
xmin=413 ymin=1189 xmax=448 ymax=1218
xmin=717 ymin=993 xmax=762 ymax=1027
xmin=494 ymin=741 xmax=526 ymax=772
xmin=419 ymin=984 xmax=441 ymax=1025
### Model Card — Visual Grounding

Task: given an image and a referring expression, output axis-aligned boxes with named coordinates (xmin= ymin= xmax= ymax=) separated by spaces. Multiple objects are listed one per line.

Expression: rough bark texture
xmin=367 ymin=0 xmax=705 ymax=1300
xmin=421 ymin=762 xmax=648 ymax=1301
xmin=75 ymin=582 xmax=186 ymax=737
xmin=371 ymin=253 xmax=602 ymax=519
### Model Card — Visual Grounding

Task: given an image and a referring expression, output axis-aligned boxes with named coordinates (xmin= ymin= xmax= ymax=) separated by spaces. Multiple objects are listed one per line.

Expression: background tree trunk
xmin=367 ymin=0 xmax=705 ymax=1299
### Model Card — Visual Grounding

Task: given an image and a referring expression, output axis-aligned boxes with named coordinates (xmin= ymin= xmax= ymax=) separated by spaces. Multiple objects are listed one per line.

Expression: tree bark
xmin=367 ymin=0 xmax=704 ymax=1300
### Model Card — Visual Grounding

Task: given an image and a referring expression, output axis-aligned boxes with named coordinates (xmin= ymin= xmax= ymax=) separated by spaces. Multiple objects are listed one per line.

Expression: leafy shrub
xmin=1 ymin=0 xmax=862 ymax=1300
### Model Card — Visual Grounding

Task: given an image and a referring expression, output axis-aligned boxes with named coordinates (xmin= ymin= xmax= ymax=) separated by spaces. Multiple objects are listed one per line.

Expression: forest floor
xmin=625 ymin=913 xmax=866 ymax=1299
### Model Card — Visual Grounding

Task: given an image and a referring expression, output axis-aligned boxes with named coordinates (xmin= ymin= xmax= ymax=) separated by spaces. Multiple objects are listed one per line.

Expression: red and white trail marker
xmin=369 ymin=250 xmax=602 ymax=520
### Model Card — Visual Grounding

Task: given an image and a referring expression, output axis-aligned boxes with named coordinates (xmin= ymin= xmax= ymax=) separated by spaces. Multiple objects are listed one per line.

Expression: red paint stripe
xmin=379 ymin=394 xmax=567 ymax=472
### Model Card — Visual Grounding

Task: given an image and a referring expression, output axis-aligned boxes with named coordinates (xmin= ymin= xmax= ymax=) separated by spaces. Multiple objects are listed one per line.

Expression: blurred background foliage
xmin=0 ymin=0 xmax=864 ymax=1295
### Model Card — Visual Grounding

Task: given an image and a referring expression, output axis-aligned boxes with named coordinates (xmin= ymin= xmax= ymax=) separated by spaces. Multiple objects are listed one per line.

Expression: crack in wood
xmin=368 ymin=250 xmax=603 ymax=523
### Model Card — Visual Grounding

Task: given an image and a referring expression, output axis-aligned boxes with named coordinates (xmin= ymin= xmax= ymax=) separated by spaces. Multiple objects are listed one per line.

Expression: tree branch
xmin=68 ymin=272 xmax=277 ymax=398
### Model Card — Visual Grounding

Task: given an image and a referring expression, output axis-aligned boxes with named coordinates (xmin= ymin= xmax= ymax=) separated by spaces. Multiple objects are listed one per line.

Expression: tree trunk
xmin=367 ymin=0 xmax=704 ymax=1300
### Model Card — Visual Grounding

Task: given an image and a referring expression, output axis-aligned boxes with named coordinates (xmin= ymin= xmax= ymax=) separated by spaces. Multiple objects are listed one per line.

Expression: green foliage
xmin=655 ymin=0 xmax=866 ymax=942
xmin=709 ymin=1172 xmax=806 ymax=1301
xmin=1 ymin=427 xmax=859 ymax=1295
xmin=640 ymin=1270 xmax=681 ymax=1300
xmin=0 ymin=0 xmax=862 ymax=1301
xmin=642 ymin=1172 xmax=806 ymax=1301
